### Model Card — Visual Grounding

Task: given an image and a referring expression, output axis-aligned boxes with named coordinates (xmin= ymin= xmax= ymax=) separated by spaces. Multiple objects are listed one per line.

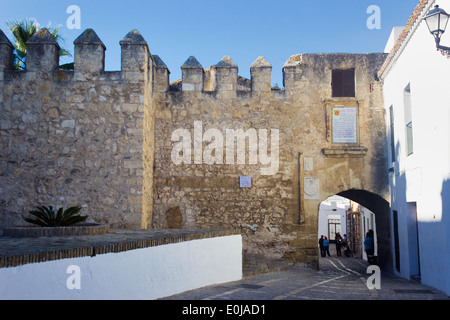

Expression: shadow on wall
xmin=389 ymin=139 xmax=450 ymax=294
xmin=441 ymin=178 xmax=450 ymax=294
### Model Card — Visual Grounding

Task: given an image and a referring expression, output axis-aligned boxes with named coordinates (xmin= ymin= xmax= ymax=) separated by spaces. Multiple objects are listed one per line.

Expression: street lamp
xmin=424 ymin=4 xmax=450 ymax=57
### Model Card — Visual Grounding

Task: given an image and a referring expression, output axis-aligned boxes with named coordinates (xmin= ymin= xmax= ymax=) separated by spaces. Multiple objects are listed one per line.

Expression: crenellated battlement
xmin=0 ymin=27 xmax=385 ymax=99
xmin=0 ymin=28 xmax=152 ymax=83
xmin=153 ymin=54 xmax=276 ymax=96
xmin=152 ymin=51 xmax=386 ymax=100
xmin=0 ymin=27 xmax=156 ymax=230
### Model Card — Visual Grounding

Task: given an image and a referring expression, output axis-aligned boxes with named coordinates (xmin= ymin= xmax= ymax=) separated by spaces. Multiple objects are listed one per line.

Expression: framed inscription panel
xmin=331 ymin=106 xmax=358 ymax=144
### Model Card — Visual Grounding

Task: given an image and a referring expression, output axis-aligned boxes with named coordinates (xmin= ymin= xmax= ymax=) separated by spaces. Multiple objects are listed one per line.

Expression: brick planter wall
xmin=3 ymin=223 xmax=110 ymax=238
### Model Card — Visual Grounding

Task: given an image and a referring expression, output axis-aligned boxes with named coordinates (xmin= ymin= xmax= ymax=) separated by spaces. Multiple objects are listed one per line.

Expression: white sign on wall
xmin=240 ymin=176 xmax=251 ymax=188
xmin=332 ymin=107 xmax=358 ymax=144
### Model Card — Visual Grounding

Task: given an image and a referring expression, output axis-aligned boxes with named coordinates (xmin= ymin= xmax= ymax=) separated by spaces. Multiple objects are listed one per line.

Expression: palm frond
xmin=7 ymin=19 xmax=37 ymax=56
xmin=6 ymin=19 xmax=72 ymax=69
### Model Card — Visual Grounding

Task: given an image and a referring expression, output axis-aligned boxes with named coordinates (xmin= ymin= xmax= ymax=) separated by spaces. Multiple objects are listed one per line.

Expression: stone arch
xmin=333 ymin=189 xmax=392 ymax=270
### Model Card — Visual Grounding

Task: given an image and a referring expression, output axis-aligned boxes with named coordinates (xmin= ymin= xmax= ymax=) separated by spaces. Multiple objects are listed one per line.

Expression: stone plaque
xmin=304 ymin=157 xmax=313 ymax=172
xmin=304 ymin=177 xmax=319 ymax=200
xmin=332 ymin=107 xmax=357 ymax=143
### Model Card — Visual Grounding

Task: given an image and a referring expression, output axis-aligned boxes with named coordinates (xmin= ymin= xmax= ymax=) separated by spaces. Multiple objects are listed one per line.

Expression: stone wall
xmin=0 ymin=26 xmax=389 ymax=267
xmin=0 ymin=28 xmax=154 ymax=229
xmin=152 ymin=53 xmax=388 ymax=265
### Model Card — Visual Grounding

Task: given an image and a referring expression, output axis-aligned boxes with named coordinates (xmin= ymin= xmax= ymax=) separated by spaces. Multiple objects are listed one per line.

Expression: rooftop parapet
xmin=26 ymin=28 xmax=61 ymax=71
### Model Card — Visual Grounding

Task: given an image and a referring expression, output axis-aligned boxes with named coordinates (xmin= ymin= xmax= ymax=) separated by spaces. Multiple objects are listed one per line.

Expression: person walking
xmin=364 ymin=232 xmax=374 ymax=257
xmin=319 ymin=235 xmax=325 ymax=257
xmin=342 ymin=234 xmax=352 ymax=257
xmin=323 ymin=236 xmax=331 ymax=257
xmin=335 ymin=233 xmax=342 ymax=257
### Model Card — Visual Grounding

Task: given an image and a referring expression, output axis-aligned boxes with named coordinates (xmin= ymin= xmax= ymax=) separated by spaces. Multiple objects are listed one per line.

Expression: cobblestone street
xmin=163 ymin=248 xmax=449 ymax=301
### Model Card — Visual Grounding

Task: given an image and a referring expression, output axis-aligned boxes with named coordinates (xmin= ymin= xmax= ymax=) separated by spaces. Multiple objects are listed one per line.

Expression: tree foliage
xmin=7 ymin=19 xmax=72 ymax=70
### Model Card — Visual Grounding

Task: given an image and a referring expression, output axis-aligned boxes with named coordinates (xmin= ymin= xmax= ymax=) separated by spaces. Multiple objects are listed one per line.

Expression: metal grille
xmin=239 ymin=284 xmax=264 ymax=290
xmin=394 ymin=289 xmax=434 ymax=294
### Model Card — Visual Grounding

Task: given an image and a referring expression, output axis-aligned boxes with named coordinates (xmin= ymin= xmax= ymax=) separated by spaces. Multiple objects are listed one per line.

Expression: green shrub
xmin=24 ymin=206 xmax=87 ymax=227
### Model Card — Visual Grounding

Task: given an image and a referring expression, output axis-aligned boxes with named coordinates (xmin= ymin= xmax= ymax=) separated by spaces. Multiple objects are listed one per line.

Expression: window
xmin=404 ymin=84 xmax=413 ymax=156
xmin=389 ymin=105 xmax=396 ymax=163
xmin=332 ymin=69 xmax=355 ymax=97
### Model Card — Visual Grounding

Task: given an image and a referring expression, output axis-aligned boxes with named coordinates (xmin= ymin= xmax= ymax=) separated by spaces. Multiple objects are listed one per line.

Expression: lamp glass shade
xmin=441 ymin=12 xmax=450 ymax=33
xmin=425 ymin=5 xmax=450 ymax=36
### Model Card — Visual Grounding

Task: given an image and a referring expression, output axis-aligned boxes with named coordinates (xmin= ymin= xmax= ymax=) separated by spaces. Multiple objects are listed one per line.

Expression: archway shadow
xmin=337 ymin=189 xmax=392 ymax=271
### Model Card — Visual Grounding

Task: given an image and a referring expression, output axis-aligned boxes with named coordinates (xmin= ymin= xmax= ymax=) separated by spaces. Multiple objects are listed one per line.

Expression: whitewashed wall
xmin=318 ymin=195 xmax=349 ymax=241
xmin=382 ymin=0 xmax=450 ymax=295
xmin=0 ymin=235 xmax=242 ymax=300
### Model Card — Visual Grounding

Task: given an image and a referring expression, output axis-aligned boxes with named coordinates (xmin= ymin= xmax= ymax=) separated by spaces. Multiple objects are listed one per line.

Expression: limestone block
xmin=74 ymin=29 xmax=106 ymax=75
xmin=215 ymin=56 xmax=238 ymax=94
xmin=0 ymin=29 xmax=14 ymax=71
xmin=120 ymin=30 xmax=149 ymax=80
xmin=181 ymin=56 xmax=204 ymax=92
xmin=153 ymin=55 xmax=170 ymax=92
xmin=26 ymin=28 xmax=60 ymax=71
xmin=250 ymin=56 xmax=272 ymax=93
xmin=61 ymin=120 xmax=76 ymax=128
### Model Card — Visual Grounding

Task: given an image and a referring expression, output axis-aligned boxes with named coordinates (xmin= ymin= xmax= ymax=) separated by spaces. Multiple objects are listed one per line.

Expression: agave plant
xmin=24 ymin=206 xmax=87 ymax=227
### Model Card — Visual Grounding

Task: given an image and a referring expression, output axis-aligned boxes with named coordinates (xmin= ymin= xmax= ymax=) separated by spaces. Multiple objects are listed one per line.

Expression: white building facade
xmin=318 ymin=195 xmax=349 ymax=243
xmin=380 ymin=0 xmax=450 ymax=295
xmin=318 ymin=195 xmax=377 ymax=260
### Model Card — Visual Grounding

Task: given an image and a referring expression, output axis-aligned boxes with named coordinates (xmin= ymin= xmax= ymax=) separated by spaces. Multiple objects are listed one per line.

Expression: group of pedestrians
xmin=318 ymin=233 xmax=348 ymax=257
xmin=319 ymin=231 xmax=375 ymax=259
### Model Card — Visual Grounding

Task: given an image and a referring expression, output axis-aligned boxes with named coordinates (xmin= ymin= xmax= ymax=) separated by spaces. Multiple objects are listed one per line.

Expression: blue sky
xmin=1 ymin=0 xmax=420 ymax=86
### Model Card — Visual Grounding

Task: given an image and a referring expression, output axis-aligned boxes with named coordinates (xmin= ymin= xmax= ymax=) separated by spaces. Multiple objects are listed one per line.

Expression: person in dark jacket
xmin=319 ymin=235 xmax=325 ymax=257
xmin=335 ymin=233 xmax=342 ymax=257
xmin=364 ymin=232 xmax=374 ymax=257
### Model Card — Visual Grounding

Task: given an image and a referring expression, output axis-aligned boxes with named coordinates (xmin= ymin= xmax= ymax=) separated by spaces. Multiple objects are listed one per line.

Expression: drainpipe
xmin=298 ymin=152 xmax=303 ymax=224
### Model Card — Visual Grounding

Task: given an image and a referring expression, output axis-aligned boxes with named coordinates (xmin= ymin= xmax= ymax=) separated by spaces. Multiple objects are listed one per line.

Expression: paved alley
xmin=162 ymin=252 xmax=449 ymax=301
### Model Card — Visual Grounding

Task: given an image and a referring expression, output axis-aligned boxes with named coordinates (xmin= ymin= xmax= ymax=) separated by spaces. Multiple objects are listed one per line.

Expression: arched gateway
xmin=337 ymin=190 xmax=392 ymax=269
xmin=152 ymin=53 xmax=391 ymax=270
